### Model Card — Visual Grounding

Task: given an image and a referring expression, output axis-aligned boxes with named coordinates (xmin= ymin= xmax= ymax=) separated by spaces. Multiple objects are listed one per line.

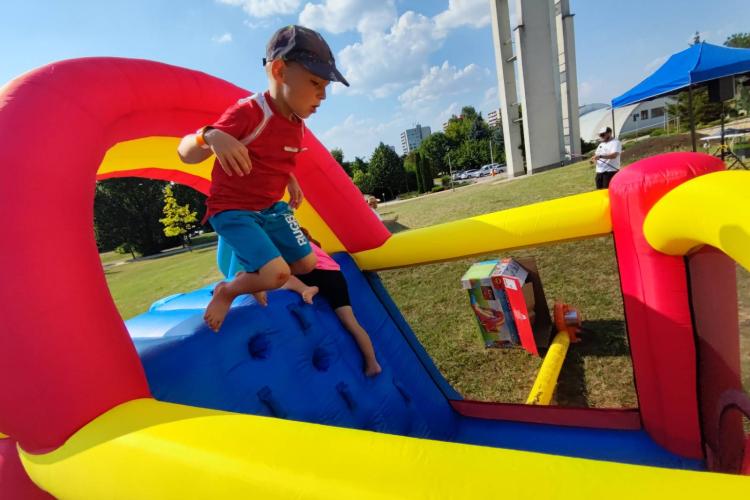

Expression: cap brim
xmin=297 ymin=59 xmax=350 ymax=87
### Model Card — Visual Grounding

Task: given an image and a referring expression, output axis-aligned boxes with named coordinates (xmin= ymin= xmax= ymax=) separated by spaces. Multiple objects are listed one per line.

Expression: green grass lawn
xmin=105 ymin=247 xmax=223 ymax=319
xmin=379 ymin=161 xmax=636 ymax=407
xmin=100 ymin=250 xmax=133 ymax=265
xmin=102 ymin=155 xmax=749 ymax=407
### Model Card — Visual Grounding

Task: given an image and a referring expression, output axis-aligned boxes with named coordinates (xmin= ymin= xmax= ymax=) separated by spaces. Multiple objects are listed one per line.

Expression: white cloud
xmin=299 ymin=0 xmax=396 ymax=35
xmin=216 ymin=0 xmax=301 ymax=18
xmin=211 ymin=32 xmax=233 ymax=44
xmin=316 ymin=114 xmax=398 ymax=159
xmin=243 ymin=18 xmax=278 ymax=29
xmin=480 ymin=86 xmax=499 ymax=112
xmin=336 ymin=11 xmax=437 ymax=97
xmin=298 ymin=0 xmax=492 ymax=99
xmin=436 ymin=101 xmax=461 ymax=127
xmin=398 ymin=61 xmax=490 ymax=109
xmin=433 ymin=0 xmax=491 ymax=36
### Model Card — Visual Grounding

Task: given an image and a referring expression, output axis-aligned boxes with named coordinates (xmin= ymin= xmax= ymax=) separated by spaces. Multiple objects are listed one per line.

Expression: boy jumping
xmin=177 ymin=25 xmax=349 ymax=332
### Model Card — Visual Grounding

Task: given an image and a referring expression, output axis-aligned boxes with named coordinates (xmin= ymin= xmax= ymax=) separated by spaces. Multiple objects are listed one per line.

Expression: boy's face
xmin=276 ymin=61 xmax=330 ymax=119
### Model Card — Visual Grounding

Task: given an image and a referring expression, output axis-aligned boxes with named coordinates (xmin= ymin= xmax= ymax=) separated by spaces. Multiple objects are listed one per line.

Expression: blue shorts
xmin=209 ymin=202 xmax=311 ymax=273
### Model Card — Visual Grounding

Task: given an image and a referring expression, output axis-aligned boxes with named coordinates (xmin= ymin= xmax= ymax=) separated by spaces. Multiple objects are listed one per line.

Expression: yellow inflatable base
xmin=20 ymin=399 xmax=748 ymax=499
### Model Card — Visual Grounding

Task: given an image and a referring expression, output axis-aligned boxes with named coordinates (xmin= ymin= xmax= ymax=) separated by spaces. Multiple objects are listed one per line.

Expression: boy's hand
xmin=205 ymin=129 xmax=252 ymax=177
xmin=288 ymin=175 xmax=304 ymax=209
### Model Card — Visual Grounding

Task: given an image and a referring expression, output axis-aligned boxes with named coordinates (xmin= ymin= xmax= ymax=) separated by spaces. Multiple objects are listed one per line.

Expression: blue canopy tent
xmin=611 ymin=42 xmax=750 ymax=152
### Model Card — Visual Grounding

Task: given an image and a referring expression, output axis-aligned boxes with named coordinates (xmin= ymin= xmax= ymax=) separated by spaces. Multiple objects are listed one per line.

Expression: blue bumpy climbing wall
xmin=132 ymin=254 xmax=459 ymax=440
xmin=128 ymin=254 xmax=703 ymax=469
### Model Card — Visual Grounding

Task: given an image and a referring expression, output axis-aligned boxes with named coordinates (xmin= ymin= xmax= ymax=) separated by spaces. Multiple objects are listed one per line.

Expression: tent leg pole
xmin=688 ymin=84 xmax=697 ymax=152
xmin=720 ymin=102 xmax=726 ymax=162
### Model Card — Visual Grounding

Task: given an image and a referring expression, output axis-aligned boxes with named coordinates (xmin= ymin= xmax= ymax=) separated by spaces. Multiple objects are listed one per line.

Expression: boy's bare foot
xmin=204 ymin=282 xmax=234 ymax=332
xmin=253 ymin=290 xmax=268 ymax=307
xmin=301 ymin=286 xmax=319 ymax=304
xmin=364 ymin=359 xmax=382 ymax=377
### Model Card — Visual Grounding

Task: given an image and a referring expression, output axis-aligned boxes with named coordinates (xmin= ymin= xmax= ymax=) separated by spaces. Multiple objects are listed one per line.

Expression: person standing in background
xmin=591 ymin=126 xmax=621 ymax=189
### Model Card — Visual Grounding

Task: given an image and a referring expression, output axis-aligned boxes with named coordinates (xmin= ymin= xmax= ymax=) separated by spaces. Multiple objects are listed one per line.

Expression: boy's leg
xmin=282 ymin=275 xmax=319 ymax=304
xmin=334 ymin=306 xmax=382 ymax=377
xmin=263 ymin=202 xmax=316 ymax=274
xmin=205 ymin=210 xmax=292 ymax=332
xmin=205 ymin=257 xmax=290 ymax=332
xmin=289 ymin=252 xmax=317 ymax=275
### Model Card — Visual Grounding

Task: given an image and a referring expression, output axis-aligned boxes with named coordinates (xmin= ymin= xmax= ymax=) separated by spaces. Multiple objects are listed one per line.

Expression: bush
xmin=650 ymin=128 xmax=666 ymax=137
xmin=431 ymin=185 xmax=445 ymax=193
xmin=440 ymin=175 xmax=452 ymax=186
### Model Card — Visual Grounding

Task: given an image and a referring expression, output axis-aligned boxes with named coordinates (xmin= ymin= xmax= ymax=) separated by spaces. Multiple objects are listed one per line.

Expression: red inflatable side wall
xmin=0 ymin=57 xmax=388 ymax=452
xmin=608 ymin=152 xmax=724 ymax=459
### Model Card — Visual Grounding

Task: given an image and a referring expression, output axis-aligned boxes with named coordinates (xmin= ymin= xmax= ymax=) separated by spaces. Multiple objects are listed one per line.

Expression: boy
xmin=177 ymin=25 xmax=349 ymax=332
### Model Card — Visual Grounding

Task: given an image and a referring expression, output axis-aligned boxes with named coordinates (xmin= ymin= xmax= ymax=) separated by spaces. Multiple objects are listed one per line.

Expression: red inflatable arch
xmin=0 ymin=57 xmax=389 ymax=452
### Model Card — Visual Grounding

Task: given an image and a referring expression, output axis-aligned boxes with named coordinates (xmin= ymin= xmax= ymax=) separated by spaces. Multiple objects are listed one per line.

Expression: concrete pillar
xmin=555 ymin=0 xmax=581 ymax=160
xmin=489 ymin=0 xmax=524 ymax=178
xmin=514 ymin=0 xmax=565 ymax=173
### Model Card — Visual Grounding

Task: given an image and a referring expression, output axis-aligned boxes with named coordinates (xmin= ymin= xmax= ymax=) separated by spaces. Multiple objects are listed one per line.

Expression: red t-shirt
xmin=205 ymin=91 xmax=305 ymax=217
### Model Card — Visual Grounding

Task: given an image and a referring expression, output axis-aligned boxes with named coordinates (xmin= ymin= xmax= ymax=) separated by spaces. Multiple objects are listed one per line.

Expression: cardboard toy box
xmin=461 ymin=260 xmax=519 ymax=348
xmin=462 ymin=257 xmax=553 ymax=355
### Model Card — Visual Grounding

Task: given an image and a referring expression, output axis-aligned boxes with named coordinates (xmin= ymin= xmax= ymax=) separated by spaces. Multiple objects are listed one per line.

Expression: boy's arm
xmin=177 ymin=129 xmax=252 ymax=177
xmin=287 ymin=173 xmax=304 ymax=209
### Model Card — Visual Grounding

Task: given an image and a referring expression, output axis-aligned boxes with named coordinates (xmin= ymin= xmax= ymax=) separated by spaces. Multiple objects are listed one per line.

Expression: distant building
xmin=400 ymin=124 xmax=432 ymax=154
xmin=579 ymin=96 xmax=672 ymax=142
xmin=487 ymin=108 xmax=502 ymax=128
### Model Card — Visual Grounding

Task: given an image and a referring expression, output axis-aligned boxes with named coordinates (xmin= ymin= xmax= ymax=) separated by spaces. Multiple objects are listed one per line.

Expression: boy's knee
xmin=272 ymin=269 xmax=291 ymax=288
xmin=260 ymin=259 xmax=290 ymax=288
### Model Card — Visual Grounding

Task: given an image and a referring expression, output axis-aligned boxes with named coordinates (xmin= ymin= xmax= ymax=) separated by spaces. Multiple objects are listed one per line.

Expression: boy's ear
xmin=270 ymin=59 xmax=286 ymax=83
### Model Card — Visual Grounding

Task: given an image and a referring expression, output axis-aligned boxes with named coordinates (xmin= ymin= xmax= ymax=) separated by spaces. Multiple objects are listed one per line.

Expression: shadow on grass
xmin=554 ymin=319 xmax=631 ymax=408
xmin=383 ymin=219 xmax=410 ymax=233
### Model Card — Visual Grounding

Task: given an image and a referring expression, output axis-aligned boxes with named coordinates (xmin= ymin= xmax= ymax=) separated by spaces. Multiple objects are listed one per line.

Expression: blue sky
xmin=2 ymin=0 xmax=747 ymax=159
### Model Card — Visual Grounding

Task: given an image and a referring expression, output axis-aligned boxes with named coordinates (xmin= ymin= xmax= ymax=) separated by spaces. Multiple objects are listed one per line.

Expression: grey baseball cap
xmin=264 ymin=25 xmax=350 ymax=87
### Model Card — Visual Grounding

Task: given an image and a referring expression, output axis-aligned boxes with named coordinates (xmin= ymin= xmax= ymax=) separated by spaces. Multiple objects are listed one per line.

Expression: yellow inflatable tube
xmin=644 ymin=170 xmax=750 ymax=272
xmin=526 ymin=331 xmax=571 ymax=405
xmin=20 ymin=398 xmax=748 ymax=499
xmin=353 ymin=190 xmax=611 ymax=271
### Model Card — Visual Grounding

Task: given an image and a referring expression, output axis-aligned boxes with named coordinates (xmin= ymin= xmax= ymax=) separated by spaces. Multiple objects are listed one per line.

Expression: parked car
xmin=462 ymin=169 xmax=480 ymax=179
xmin=479 ymin=163 xmax=506 ymax=176
xmin=452 ymin=170 xmax=467 ymax=181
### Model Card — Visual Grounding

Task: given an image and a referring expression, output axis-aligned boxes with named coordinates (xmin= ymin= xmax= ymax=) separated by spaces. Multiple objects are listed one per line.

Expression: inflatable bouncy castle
xmin=1 ymin=58 xmax=749 ymax=498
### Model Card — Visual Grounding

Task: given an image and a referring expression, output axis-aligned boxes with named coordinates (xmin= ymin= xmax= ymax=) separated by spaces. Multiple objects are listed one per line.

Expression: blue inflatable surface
xmin=128 ymin=254 xmax=703 ymax=469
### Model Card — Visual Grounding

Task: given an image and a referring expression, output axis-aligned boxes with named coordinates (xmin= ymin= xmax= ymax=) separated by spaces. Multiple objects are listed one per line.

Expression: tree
xmin=452 ymin=139 xmax=493 ymax=170
xmin=160 ymin=184 xmax=198 ymax=249
xmin=414 ymin=152 xmax=425 ymax=194
xmin=419 ymin=154 xmax=434 ymax=192
xmin=667 ymin=87 xmax=723 ymax=127
xmin=352 ymin=168 xmax=375 ymax=194
xmin=171 ymin=184 xmax=208 ymax=229
xmin=368 ymin=142 xmax=406 ymax=199
xmin=352 ymin=156 xmax=368 ymax=173
xmin=94 ymin=178 xmax=181 ymax=256
xmin=403 ymin=151 xmax=421 ymax=193
xmin=724 ymin=33 xmax=750 ymax=115
xmin=724 ymin=32 xmax=750 ymax=48
xmin=330 ymin=147 xmax=352 ymax=176
xmin=330 ymin=148 xmax=344 ymax=164
xmin=418 ymin=132 xmax=452 ymax=174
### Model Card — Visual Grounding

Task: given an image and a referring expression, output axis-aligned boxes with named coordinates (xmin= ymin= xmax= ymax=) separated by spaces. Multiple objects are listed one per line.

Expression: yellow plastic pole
xmin=526 ymin=331 xmax=571 ymax=405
